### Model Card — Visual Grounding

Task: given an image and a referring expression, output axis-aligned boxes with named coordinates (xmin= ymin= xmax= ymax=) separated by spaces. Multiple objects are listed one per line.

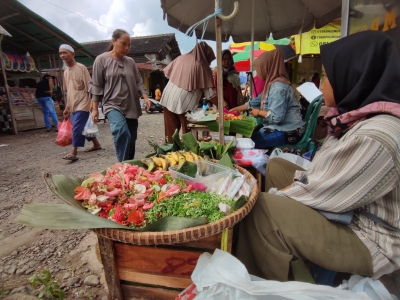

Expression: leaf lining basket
xmin=92 ymin=165 xmax=259 ymax=245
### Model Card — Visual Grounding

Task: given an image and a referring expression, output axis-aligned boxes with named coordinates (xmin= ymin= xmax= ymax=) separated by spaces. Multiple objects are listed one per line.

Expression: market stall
xmin=0 ymin=0 xmax=95 ymax=134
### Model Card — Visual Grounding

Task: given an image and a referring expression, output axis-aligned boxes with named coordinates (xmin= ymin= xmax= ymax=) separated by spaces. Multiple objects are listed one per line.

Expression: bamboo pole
xmin=0 ymin=35 xmax=18 ymax=134
xmin=215 ymin=17 xmax=224 ymax=144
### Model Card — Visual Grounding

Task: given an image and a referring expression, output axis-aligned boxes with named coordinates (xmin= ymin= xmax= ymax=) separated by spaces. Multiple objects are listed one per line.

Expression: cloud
xmin=17 ymin=0 xmax=231 ymax=60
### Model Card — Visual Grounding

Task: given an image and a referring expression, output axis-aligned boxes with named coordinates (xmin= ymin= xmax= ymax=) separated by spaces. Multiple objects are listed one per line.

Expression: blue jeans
xmin=251 ymin=129 xmax=285 ymax=149
xmin=107 ymin=109 xmax=138 ymax=162
xmin=36 ymin=97 xmax=58 ymax=130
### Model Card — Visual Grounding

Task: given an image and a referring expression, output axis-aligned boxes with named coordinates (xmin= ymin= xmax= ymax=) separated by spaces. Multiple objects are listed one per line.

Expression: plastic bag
xmin=269 ymin=148 xmax=311 ymax=170
xmin=181 ymin=249 xmax=385 ymax=300
xmin=55 ymin=119 xmax=73 ymax=147
xmin=82 ymin=115 xmax=99 ymax=137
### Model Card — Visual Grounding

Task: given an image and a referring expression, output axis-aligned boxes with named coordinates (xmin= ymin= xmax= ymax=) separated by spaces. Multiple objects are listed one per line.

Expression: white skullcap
xmin=59 ymin=44 xmax=74 ymax=53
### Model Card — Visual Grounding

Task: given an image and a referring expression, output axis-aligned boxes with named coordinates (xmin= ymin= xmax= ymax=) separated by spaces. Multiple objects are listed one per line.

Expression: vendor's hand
xmin=143 ymin=95 xmax=151 ymax=110
xmin=250 ymin=108 xmax=260 ymax=117
xmin=92 ymin=109 xmax=99 ymax=123
xmin=63 ymin=109 xmax=70 ymax=119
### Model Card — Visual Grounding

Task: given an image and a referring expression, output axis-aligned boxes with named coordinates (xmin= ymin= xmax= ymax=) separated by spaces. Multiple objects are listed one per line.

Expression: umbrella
xmin=231 ymin=41 xmax=297 ymax=72
xmin=161 ymin=0 xmax=342 ymax=142
xmin=161 ymin=0 xmax=342 ymax=42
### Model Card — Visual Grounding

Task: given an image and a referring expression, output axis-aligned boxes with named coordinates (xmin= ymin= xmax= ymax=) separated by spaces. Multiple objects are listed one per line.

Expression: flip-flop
xmin=62 ymin=154 xmax=78 ymax=161
xmin=84 ymin=147 xmax=103 ymax=152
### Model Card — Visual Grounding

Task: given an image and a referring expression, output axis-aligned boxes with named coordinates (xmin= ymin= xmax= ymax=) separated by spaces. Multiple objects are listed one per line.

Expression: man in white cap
xmin=59 ymin=44 xmax=102 ymax=161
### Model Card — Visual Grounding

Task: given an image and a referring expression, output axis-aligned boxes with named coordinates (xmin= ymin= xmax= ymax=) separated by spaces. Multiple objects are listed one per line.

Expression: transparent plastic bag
xmin=82 ymin=115 xmax=99 ymax=138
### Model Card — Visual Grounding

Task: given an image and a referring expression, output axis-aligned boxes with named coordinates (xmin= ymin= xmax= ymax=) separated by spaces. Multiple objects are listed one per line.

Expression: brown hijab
xmin=254 ymin=50 xmax=290 ymax=104
xmin=163 ymin=42 xmax=216 ymax=92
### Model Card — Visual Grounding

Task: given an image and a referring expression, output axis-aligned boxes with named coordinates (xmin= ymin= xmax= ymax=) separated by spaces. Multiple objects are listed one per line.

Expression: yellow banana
xmin=151 ymin=157 xmax=163 ymax=167
xmin=170 ymin=152 xmax=179 ymax=162
xmin=182 ymin=152 xmax=194 ymax=162
xmin=165 ymin=154 xmax=177 ymax=166
xmin=189 ymin=151 xmax=201 ymax=161
xmin=177 ymin=152 xmax=186 ymax=165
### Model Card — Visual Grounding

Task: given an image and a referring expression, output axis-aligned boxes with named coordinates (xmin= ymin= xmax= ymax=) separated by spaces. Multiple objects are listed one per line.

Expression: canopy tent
xmin=230 ymin=40 xmax=297 ymax=72
xmin=0 ymin=0 xmax=95 ymax=69
xmin=161 ymin=0 xmax=342 ymax=142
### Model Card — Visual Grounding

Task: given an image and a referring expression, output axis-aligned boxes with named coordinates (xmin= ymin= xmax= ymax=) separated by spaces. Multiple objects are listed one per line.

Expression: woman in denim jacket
xmin=230 ymin=50 xmax=304 ymax=148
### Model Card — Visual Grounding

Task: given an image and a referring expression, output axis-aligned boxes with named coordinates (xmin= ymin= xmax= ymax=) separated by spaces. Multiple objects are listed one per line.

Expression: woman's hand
xmin=142 ymin=95 xmax=151 ymax=110
xmin=250 ymin=108 xmax=260 ymax=117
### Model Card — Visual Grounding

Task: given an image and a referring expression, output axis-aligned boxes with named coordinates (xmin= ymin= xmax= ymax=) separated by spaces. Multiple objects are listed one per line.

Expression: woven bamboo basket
xmin=92 ymin=164 xmax=258 ymax=245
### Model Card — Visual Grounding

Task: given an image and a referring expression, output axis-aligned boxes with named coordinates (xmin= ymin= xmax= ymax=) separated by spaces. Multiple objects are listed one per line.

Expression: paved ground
xmin=0 ymin=111 xmax=166 ymax=299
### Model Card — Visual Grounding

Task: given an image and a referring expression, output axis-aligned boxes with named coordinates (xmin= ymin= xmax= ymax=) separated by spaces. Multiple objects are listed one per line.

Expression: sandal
xmin=62 ymin=154 xmax=78 ymax=161
xmin=84 ymin=147 xmax=103 ymax=152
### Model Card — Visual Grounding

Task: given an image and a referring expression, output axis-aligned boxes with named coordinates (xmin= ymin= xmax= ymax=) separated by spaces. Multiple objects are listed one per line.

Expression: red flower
xmin=127 ymin=210 xmax=145 ymax=226
xmin=111 ymin=206 xmax=126 ymax=225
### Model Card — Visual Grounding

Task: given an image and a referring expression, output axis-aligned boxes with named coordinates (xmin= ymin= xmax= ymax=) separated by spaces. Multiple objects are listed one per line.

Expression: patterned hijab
xmin=163 ymin=42 xmax=215 ymax=92
xmin=321 ymin=31 xmax=400 ymax=137
xmin=254 ymin=50 xmax=290 ymax=105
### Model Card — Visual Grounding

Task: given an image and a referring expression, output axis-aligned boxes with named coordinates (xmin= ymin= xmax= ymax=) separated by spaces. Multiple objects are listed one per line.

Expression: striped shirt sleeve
xmin=270 ymin=135 xmax=399 ymax=212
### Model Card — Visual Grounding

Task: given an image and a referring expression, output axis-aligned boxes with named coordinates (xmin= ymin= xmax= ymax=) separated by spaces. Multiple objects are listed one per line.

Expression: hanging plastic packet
xmin=82 ymin=115 xmax=99 ymax=138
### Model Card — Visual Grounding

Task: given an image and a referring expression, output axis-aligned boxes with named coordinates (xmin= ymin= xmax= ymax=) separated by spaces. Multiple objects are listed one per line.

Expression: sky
xmin=18 ymin=0 xmax=232 ymax=66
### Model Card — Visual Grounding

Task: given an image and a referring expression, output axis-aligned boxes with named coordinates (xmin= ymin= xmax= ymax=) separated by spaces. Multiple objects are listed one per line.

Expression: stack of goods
xmin=9 ymin=88 xmax=37 ymax=106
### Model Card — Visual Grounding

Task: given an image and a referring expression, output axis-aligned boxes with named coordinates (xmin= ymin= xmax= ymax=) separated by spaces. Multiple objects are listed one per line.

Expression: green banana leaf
xmin=181 ymin=132 xmax=199 ymax=154
xmin=206 ymin=120 xmax=230 ymax=134
xmin=172 ymin=129 xmax=184 ymax=150
xmin=218 ymin=153 xmax=234 ymax=170
xmin=15 ymin=204 xmax=207 ymax=231
xmin=15 ymin=160 xmax=209 ymax=231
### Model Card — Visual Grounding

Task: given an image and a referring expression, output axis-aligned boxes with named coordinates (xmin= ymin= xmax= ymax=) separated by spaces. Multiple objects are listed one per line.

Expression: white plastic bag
xmin=188 ymin=249 xmax=373 ymax=300
xmin=269 ymin=148 xmax=311 ymax=170
xmin=82 ymin=115 xmax=99 ymax=137
xmin=338 ymin=275 xmax=398 ymax=300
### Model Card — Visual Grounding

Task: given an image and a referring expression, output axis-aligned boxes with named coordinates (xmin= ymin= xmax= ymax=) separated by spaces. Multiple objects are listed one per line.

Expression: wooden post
xmin=97 ymin=235 xmax=123 ymax=300
xmin=0 ymin=35 xmax=18 ymax=134
xmin=215 ymin=17 xmax=224 ymax=145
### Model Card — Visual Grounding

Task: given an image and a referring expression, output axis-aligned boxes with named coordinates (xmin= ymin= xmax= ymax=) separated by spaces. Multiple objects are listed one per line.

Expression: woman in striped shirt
xmin=236 ymin=31 xmax=400 ymax=282
xmin=160 ymin=42 xmax=219 ymax=143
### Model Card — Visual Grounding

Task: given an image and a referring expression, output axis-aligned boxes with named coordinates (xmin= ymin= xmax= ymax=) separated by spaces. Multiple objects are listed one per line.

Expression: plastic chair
xmin=278 ymin=96 xmax=324 ymax=152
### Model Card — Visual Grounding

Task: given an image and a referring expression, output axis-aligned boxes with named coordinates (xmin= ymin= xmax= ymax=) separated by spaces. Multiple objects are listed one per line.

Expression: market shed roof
xmin=0 ymin=25 xmax=12 ymax=37
xmin=82 ymin=33 xmax=181 ymax=66
xmin=0 ymin=0 xmax=95 ymax=66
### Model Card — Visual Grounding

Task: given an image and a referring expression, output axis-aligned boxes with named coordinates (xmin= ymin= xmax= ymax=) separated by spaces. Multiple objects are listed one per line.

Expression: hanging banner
xmin=1 ymin=52 xmax=37 ymax=72
xmin=348 ymin=0 xmax=400 ymax=51
xmin=293 ymin=22 xmax=341 ymax=55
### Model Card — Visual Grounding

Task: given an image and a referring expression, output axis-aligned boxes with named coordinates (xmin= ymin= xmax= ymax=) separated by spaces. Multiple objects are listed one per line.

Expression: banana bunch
xmin=141 ymin=151 xmax=203 ymax=171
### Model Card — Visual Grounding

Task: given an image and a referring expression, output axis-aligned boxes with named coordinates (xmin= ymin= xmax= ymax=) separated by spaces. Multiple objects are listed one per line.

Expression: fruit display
xmin=141 ymin=151 xmax=202 ymax=171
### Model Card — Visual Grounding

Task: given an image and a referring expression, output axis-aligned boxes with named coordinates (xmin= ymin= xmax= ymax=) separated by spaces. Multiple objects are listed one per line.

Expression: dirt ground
xmin=0 ymin=111 xmax=166 ymax=299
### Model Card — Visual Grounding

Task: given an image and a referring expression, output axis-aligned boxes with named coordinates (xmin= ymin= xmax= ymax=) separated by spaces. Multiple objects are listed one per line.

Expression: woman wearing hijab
xmin=230 ymin=50 xmax=304 ymax=149
xmin=213 ymin=50 xmax=243 ymax=109
xmin=236 ymin=31 xmax=400 ymax=282
xmin=90 ymin=29 xmax=151 ymax=162
xmin=160 ymin=42 xmax=218 ymax=143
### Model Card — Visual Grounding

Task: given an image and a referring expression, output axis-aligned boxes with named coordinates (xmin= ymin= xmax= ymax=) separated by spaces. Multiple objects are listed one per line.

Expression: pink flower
xmin=182 ymin=185 xmax=193 ymax=193
xmin=165 ymin=184 xmax=180 ymax=197
xmin=124 ymin=203 xmax=138 ymax=210
xmin=74 ymin=188 xmax=92 ymax=200
xmin=191 ymin=182 xmax=207 ymax=192
xmin=143 ymin=203 xmax=154 ymax=210
xmin=105 ymin=189 xmax=122 ymax=197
